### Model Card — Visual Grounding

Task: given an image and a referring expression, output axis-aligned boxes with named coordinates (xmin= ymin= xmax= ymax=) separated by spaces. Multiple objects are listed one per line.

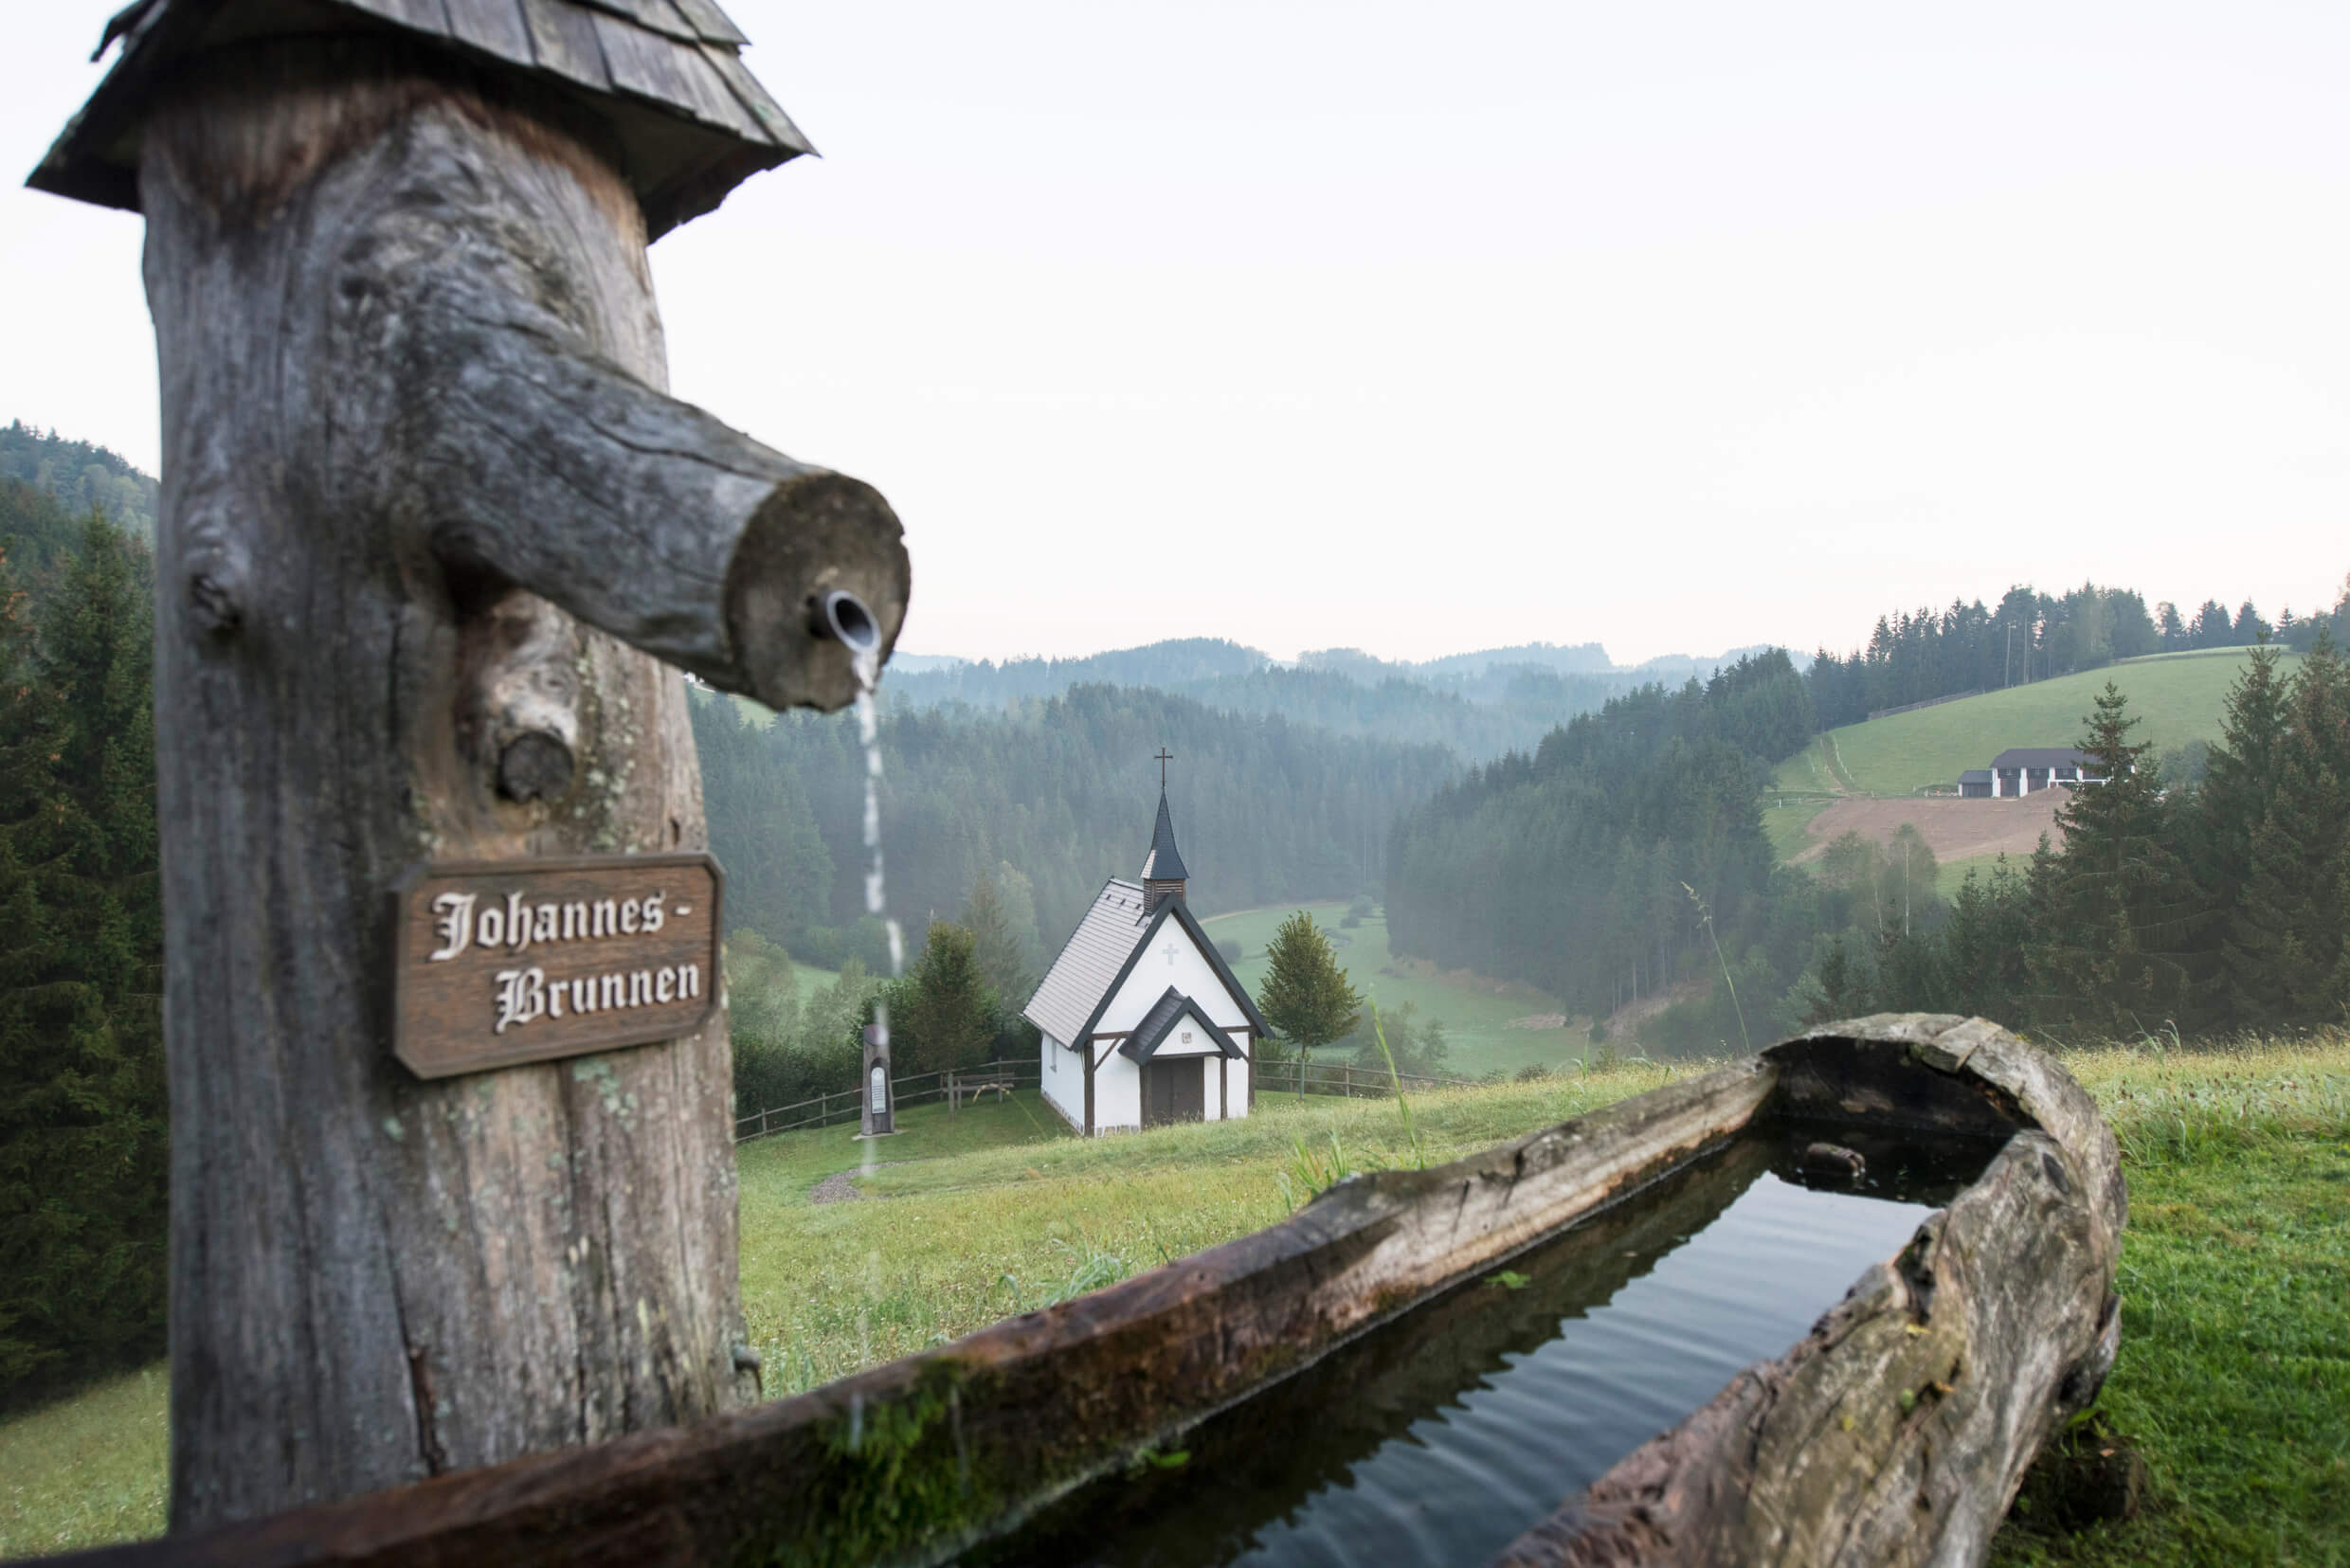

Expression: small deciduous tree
xmin=724 ymin=928 xmax=801 ymax=1115
xmin=1256 ymin=910 xmax=1362 ymax=1096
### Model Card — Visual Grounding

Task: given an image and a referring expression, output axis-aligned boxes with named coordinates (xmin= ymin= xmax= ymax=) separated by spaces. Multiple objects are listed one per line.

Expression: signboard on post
xmin=860 ymin=1023 xmax=896 ymax=1136
xmin=393 ymin=855 xmax=722 ymax=1079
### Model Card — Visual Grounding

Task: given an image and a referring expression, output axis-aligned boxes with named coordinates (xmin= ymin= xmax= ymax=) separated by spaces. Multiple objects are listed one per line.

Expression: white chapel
xmin=1024 ymin=780 xmax=1271 ymax=1135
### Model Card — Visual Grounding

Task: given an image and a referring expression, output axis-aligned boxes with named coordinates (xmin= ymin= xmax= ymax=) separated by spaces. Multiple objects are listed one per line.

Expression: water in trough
xmin=969 ymin=1125 xmax=2006 ymax=1568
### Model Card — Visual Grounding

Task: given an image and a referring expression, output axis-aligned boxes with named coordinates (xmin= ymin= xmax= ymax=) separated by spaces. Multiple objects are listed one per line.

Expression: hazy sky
xmin=6 ymin=2 xmax=2347 ymax=664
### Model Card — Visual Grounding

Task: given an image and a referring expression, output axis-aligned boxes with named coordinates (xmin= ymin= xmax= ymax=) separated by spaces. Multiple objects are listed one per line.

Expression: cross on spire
xmin=1154 ymin=747 xmax=1174 ymax=789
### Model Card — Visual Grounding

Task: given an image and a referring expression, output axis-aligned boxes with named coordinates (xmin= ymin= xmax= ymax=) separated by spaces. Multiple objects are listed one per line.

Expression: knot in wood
xmin=187 ymin=565 xmax=244 ymax=636
xmin=497 ymin=730 xmax=575 ymax=802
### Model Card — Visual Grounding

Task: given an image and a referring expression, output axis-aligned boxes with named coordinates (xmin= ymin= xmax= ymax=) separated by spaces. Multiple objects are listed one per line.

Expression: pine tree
xmin=1798 ymin=935 xmax=1871 ymax=1025
xmin=891 ymin=922 xmax=998 ymax=1076
xmin=962 ymin=870 xmax=1035 ymax=1013
xmin=2191 ymin=645 xmax=2289 ymax=1023
xmin=0 ymin=515 xmax=168 ymax=1401
xmin=1256 ymin=910 xmax=1363 ymax=1094
xmin=1937 ymin=856 xmax=2034 ymax=1026
xmin=2224 ymin=633 xmax=2350 ymax=1025
xmin=2028 ymin=684 xmax=2196 ymax=1036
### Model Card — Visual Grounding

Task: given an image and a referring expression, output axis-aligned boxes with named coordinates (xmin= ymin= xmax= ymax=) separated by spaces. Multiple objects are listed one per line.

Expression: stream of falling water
xmin=851 ymin=649 xmax=900 ymax=1411
xmin=853 ymin=647 xmax=904 ymax=1182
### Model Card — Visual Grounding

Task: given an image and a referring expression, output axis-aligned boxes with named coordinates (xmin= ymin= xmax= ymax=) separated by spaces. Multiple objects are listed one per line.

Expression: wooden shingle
xmin=27 ymin=0 xmax=812 ymax=238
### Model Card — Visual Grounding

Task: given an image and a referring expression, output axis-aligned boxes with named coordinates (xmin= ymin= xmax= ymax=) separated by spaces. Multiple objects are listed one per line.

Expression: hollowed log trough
xmin=51 ymin=1014 xmax=2124 ymax=1568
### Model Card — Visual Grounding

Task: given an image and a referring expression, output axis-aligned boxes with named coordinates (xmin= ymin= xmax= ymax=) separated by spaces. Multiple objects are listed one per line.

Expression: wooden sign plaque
xmin=392 ymin=854 xmax=723 ymax=1079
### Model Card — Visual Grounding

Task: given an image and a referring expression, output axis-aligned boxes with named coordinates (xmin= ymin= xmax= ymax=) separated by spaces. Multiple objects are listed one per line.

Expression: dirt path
xmin=1600 ymin=980 xmax=1708 ymax=1041
xmin=810 ymin=1161 xmax=909 ymax=1205
xmin=1789 ymin=792 xmax=2066 ymax=866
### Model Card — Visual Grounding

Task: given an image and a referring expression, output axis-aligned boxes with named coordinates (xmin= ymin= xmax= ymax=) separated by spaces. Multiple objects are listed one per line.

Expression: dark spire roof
xmin=1142 ymin=790 xmax=1188 ymax=883
xmin=27 ymin=0 xmax=811 ymax=239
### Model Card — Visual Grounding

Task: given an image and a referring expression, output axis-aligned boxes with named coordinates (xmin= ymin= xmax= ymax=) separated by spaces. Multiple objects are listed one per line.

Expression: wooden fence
xmin=732 ymin=1057 xmax=1042 ymax=1143
xmin=732 ymin=1054 xmax=1486 ymax=1143
xmin=1252 ymin=1058 xmax=1481 ymax=1099
xmin=1866 ymin=688 xmax=1984 ymax=722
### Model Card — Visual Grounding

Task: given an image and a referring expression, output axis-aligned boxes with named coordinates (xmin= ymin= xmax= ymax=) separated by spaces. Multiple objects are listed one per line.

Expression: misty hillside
xmin=0 ymin=421 xmax=156 ymax=542
xmin=695 ymin=681 xmax=1459 ymax=967
xmin=878 ymin=636 xmax=1797 ymax=762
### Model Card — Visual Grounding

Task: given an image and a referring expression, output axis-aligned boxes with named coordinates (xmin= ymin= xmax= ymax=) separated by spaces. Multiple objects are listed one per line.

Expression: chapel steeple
xmin=1141 ymin=748 xmax=1188 ymax=915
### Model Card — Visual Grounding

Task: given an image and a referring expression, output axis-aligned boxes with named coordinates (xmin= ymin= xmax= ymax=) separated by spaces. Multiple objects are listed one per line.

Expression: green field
xmin=1201 ymin=902 xmax=1583 ymax=1076
xmin=9 ymin=1038 xmax=2343 ymax=1562
xmin=792 ymin=959 xmax=842 ymax=1000
xmin=1936 ymin=853 xmax=2006 ymax=899
xmin=1771 ymin=648 xmax=2294 ymax=800
xmin=1761 ymin=796 xmax=1833 ymax=862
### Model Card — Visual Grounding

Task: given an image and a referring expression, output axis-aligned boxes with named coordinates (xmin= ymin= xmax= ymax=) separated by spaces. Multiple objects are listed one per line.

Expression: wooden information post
xmin=859 ymin=1023 xmax=895 ymax=1137
xmin=29 ymin=0 xmax=909 ymax=1533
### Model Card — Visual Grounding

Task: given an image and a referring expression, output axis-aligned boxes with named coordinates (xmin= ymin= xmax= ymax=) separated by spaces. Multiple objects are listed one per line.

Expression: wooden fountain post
xmin=30 ymin=1 xmax=909 ymax=1532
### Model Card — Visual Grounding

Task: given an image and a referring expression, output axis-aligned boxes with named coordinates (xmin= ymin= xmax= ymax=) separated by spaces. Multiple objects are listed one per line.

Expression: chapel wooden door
xmin=1144 ymin=1059 xmax=1205 ymax=1126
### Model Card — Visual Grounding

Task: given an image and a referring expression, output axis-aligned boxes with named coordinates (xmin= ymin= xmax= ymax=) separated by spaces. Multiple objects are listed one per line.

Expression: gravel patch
xmin=810 ymin=1162 xmax=909 ymax=1205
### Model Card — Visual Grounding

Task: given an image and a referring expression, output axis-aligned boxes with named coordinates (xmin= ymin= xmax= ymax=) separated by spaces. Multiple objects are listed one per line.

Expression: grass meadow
xmin=1761 ymin=794 xmax=1834 ymax=861
xmin=791 ymin=959 xmax=843 ymax=1001
xmin=1202 ymin=902 xmax=1583 ymax=1076
xmin=6 ymin=1035 xmax=2343 ymax=1563
xmin=1770 ymin=647 xmax=2296 ymax=800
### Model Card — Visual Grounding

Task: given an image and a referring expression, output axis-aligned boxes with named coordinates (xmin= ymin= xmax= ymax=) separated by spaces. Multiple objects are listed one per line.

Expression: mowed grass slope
xmin=1771 ymin=648 xmax=2296 ymax=800
xmin=9 ymin=1038 xmax=2343 ymax=1563
xmin=1202 ymin=903 xmax=1585 ymax=1075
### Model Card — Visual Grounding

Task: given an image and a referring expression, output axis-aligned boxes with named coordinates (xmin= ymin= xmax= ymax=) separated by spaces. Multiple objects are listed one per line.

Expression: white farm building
xmin=1023 ymin=789 xmax=1273 ymax=1136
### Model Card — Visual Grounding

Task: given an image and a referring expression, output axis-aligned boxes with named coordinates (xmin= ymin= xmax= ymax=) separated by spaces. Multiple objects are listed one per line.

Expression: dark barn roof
xmin=1958 ymin=769 xmax=1993 ymax=784
xmin=1991 ymin=748 xmax=2095 ymax=770
xmin=28 ymin=0 xmax=811 ymax=238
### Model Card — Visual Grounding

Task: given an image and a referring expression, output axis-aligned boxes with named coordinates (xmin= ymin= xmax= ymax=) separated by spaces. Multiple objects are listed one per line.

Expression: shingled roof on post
xmin=28 ymin=0 xmax=812 ymax=238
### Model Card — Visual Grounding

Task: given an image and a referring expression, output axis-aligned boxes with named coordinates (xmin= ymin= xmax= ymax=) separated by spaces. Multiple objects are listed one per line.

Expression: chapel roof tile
xmin=1021 ymin=878 xmax=1149 ymax=1046
xmin=1021 ymin=884 xmax=1274 ymax=1047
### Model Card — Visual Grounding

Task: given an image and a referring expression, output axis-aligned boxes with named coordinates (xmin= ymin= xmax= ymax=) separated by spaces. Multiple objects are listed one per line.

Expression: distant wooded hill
xmin=1805 ymin=580 xmax=2350 ymax=730
xmin=694 ymin=682 xmax=1459 ymax=972
xmin=0 ymin=422 xmax=156 ymax=545
xmin=877 ymin=638 xmax=1796 ymax=763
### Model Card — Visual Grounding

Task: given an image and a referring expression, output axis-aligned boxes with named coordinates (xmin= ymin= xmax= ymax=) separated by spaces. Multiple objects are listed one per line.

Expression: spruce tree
xmin=891 ymin=922 xmax=998 ymax=1075
xmin=962 ymin=870 xmax=1035 ymax=1013
xmin=2193 ymin=644 xmax=2289 ymax=1023
xmin=0 ymin=515 xmax=168 ymax=1401
xmin=1937 ymin=856 xmax=2034 ymax=1026
xmin=1798 ymin=935 xmax=1871 ymax=1025
xmin=2027 ymin=684 xmax=2196 ymax=1037
xmin=2224 ymin=633 xmax=2350 ymax=1024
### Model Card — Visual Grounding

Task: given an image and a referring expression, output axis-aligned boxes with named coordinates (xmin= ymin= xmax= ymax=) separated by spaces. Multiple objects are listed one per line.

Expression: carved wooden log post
xmin=32 ymin=2 xmax=907 ymax=1533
